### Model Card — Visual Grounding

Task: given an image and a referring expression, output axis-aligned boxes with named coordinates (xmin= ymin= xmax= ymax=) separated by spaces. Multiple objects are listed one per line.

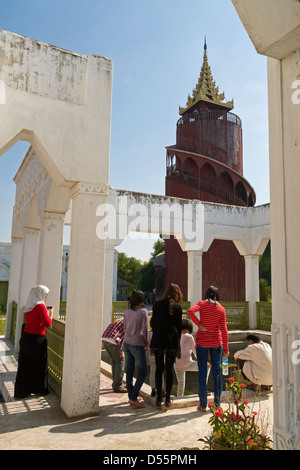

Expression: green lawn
xmin=0 ymin=314 xmax=6 ymax=335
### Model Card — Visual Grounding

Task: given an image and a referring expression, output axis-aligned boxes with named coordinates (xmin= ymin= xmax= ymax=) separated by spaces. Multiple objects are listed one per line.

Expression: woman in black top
xmin=150 ymin=283 xmax=183 ymax=407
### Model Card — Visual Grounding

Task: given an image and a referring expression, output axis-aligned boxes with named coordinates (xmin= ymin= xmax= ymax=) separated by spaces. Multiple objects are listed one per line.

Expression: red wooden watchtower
xmin=164 ymin=40 xmax=256 ymax=301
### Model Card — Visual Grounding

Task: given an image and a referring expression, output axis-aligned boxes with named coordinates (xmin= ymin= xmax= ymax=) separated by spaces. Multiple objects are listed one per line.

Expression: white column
xmin=102 ymin=241 xmax=122 ymax=331
xmin=37 ymin=211 xmax=66 ymax=319
xmin=15 ymin=227 xmax=40 ymax=352
xmin=61 ymin=185 xmax=108 ymax=418
xmin=187 ymin=250 xmax=203 ymax=308
xmin=244 ymin=254 xmax=260 ymax=329
xmin=268 ymin=55 xmax=300 ymax=450
xmin=5 ymin=237 xmax=23 ymax=339
xmin=102 ymin=242 xmax=117 ymax=331
xmin=113 ymin=249 xmax=118 ymax=301
xmin=230 ymin=0 xmax=300 ymax=449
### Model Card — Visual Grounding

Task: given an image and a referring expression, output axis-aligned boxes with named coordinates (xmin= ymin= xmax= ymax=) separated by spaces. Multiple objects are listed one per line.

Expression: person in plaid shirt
xmin=102 ymin=318 xmax=127 ymax=393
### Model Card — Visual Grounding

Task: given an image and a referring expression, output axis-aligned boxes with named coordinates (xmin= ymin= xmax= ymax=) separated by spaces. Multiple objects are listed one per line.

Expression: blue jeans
xmin=196 ymin=345 xmax=223 ymax=409
xmin=123 ymin=343 xmax=147 ymax=401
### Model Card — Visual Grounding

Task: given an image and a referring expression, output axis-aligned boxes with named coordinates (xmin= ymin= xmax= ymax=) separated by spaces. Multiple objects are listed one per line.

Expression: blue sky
xmin=0 ymin=0 xmax=269 ymax=261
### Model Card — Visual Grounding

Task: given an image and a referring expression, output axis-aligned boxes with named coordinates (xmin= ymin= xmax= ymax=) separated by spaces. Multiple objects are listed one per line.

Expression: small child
xmin=174 ymin=318 xmax=211 ymax=397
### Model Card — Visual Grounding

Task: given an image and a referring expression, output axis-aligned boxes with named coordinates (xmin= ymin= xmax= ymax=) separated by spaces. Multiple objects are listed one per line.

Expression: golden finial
xmin=179 ymin=38 xmax=234 ymax=115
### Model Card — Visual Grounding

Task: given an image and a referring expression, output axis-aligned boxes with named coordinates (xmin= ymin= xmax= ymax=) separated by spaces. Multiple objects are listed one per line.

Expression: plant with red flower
xmin=199 ymin=379 xmax=272 ymax=450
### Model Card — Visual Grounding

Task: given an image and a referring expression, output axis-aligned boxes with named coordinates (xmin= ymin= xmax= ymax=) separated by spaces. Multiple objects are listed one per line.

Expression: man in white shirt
xmin=234 ymin=334 xmax=272 ymax=391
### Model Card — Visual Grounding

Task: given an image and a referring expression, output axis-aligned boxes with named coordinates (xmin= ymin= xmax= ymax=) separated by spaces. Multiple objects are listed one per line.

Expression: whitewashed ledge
xmin=100 ymin=329 xmax=272 ymax=409
xmin=227 ymin=329 xmax=271 ymax=343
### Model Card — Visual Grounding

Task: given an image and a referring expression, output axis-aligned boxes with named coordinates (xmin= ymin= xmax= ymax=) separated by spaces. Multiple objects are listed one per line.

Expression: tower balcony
xmin=166 ymin=168 xmax=254 ymax=207
xmin=177 ymin=109 xmax=242 ymax=127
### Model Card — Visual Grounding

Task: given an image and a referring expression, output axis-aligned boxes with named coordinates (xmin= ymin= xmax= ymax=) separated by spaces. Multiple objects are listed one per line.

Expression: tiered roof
xmin=179 ymin=39 xmax=234 ymax=115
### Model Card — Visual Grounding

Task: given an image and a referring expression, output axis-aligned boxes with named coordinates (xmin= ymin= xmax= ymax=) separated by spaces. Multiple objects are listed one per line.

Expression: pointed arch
xmin=218 ymin=171 xmax=234 ymax=193
xmin=236 ymin=181 xmax=247 ymax=204
xmin=200 ymin=162 xmax=217 ymax=184
xmin=248 ymin=193 xmax=254 ymax=207
xmin=183 ymin=157 xmax=199 ymax=177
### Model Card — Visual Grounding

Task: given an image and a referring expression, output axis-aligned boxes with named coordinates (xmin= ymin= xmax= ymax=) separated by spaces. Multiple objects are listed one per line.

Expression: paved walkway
xmin=0 ymin=338 xmax=274 ymax=451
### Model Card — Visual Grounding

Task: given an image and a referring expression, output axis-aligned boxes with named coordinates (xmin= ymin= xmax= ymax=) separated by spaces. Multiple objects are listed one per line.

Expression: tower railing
xmin=177 ymin=110 xmax=242 ymax=127
xmin=166 ymin=170 xmax=248 ymax=206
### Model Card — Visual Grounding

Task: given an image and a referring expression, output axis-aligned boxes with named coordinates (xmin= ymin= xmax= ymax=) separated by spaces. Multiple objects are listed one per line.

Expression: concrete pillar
xmin=244 ymin=254 xmax=260 ymax=329
xmin=113 ymin=249 xmax=118 ymax=301
xmin=61 ymin=185 xmax=108 ymax=418
xmin=37 ymin=211 xmax=66 ymax=319
xmin=5 ymin=237 xmax=22 ymax=339
xmin=187 ymin=250 xmax=203 ymax=307
xmin=231 ymin=0 xmax=300 ymax=448
xmin=268 ymin=55 xmax=300 ymax=450
xmin=233 ymin=237 xmax=269 ymax=329
xmin=15 ymin=227 xmax=40 ymax=352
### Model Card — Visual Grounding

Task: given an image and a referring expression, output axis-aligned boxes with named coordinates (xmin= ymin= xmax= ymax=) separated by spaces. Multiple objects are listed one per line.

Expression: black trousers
xmin=154 ymin=349 xmax=177 ymax=401
xmin=14 ymin=332 xmax=49 ymax=399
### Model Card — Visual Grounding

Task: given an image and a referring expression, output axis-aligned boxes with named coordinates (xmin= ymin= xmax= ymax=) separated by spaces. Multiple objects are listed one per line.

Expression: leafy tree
xmin=139 ymin=259 xmax=155 ymax=292
xmin=259 ymin=241 xmax=271 ymax=301
xmin=139 ymin=236 xmax=165 ymax=292
xmin=259 ymin=241 xmax=271 ymax=284
xmin=151 ymin=236 xmax=165 ymax=258
xmin=117 ymin=236 xmax=166 ymax=294
xmin=117 ymin=252 xmax=144 ymax=291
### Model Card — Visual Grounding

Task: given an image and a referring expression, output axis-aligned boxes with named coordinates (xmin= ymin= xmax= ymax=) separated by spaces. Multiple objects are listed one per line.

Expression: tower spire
xmin=179 ymin=39 xmax=234 ymax=115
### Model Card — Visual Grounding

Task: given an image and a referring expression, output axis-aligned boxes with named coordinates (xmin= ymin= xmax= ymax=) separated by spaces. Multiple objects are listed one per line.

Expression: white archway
xmin=0 ymin=29 xmax=113 ymax=418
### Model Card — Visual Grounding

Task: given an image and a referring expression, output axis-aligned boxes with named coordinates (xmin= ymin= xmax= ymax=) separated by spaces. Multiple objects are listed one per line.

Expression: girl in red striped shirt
xmin=188 ymin=286 xmax=229 ymax=412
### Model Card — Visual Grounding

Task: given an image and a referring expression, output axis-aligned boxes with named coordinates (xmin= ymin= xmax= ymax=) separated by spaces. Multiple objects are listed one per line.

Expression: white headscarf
xmin=24 ymin=285 xmax=50 ymax=312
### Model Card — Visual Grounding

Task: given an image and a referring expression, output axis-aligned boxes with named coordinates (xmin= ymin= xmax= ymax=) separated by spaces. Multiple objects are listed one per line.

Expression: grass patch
xmin=0 ymin=313 xmax=6 ymax=335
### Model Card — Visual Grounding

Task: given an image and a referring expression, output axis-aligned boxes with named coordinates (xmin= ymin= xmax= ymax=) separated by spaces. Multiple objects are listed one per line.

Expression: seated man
xmin=234 ymin=334 xmax=272 ymax=391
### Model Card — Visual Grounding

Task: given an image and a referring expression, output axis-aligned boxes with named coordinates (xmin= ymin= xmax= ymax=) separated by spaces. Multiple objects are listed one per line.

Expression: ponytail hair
xmin=205 ymin=285 xmax=220 ymax=303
